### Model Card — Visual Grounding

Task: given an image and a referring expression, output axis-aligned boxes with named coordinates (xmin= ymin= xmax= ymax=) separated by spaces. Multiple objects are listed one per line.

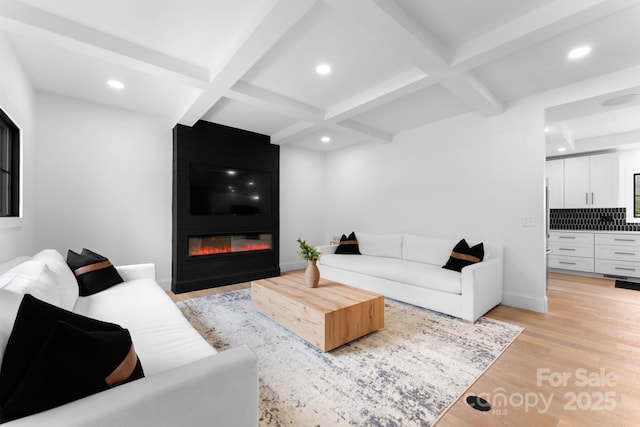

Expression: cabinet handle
xmin=614 ymin=252 xmax=636 ymax=256
xmin=615 ymin=267 xmax=637 ymax=271
xmin=614 ymin=238 xmax=635 ymax=242
xmin=559 ymin=261 xmax=577 ymax=265
xmin=559 ymin=248 xmax=576 ymax=251
xmin=585 ymin=192 xmax=588 ymax=205
xmin=559 ymin=236 xmax=576 ymax=239
xmin=591 ymin=192 xmax=594 ymax=204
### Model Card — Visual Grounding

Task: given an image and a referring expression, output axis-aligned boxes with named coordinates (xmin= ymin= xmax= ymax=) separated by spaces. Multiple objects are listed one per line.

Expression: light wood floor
xmin=169 ymin=271 xmax=640 ymax=426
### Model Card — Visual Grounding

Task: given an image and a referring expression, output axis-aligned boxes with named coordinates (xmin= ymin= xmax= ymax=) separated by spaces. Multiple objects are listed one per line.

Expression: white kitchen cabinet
xmin=590 ymin=154 xmax=619 ymax=207
xmin=563 ymin=153 xmax=619 ymax=208
xmin=548 ymin=231 xmax=594 ymax=273
xmin=545 ymin=159 xmax=564 ymax=209
xmin=594 ymin=233 xmax=640 ymax=278
xmin=563 ymin=157 xmax=590 ymax=208
xmin=549 ymin=231 xmax=640 ymax=278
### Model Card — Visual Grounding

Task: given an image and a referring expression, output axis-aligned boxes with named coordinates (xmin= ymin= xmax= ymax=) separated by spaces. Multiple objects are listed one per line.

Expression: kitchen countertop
xmin=550 ymin=229 xmax=640 ymax=235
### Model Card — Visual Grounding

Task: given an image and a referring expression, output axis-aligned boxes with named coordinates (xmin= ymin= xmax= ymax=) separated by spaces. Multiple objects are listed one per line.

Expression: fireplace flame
xmin=190 ymin=243 xmax=271 ymax=257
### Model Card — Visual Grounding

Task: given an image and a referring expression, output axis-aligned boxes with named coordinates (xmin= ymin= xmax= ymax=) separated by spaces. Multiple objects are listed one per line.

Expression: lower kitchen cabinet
xmin=548 ymin=231 xmax=594 ymax=273
xmin=549 ymin=231 xmax=640 ymax=279
xmin=594 ymin=233 xmax=640 ymax=279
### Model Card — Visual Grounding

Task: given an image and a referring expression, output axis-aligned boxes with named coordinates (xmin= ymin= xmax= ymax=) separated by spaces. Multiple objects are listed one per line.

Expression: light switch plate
xmin=522 ymin=216 xmax=535 ymax=227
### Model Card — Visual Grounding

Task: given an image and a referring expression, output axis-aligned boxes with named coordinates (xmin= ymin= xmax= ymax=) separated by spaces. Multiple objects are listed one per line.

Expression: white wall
xmin=324 ymin=109 xmax=548 ymax=313
xmin=0 ymin=33 xmax=36 ymax=262
xmin=279 ymin=144 xmax=325 ymax=271
xmin=34 ymin=93 xmax=173 ymax=288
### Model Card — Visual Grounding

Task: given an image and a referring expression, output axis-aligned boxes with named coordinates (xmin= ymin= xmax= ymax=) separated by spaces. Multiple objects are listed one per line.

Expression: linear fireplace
xmin=188 ymin=233 xmax=273 ymax=257
xmin=172 ymin=121 xmax=280 ymax=293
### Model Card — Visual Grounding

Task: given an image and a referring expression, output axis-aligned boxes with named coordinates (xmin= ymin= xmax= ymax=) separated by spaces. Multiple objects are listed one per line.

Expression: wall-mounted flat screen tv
xmin=189 ymin=163 xmax=272 ymax=215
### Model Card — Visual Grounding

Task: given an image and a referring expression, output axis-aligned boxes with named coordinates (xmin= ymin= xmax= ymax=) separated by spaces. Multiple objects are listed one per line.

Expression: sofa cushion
xmin=0 ymin=257 xmax=32 ymax=276
xmin=356 ymin=233 xmax=403 ymax=259
xmin=320 ymin=254 xmax=462 ymax=294
xmin=335 ymin=232 xmax=361 ymax=255
xmin=0 ymin=294 xmax=144 ymax=422
xmin=442 ymin=239 xmax=484 ymax=272
xmin=66 ymin=249 xmax=124 ymax=296
xmin=0 ymin=260 xmax=61 ymax=307
xmin=73 ymin=278 xmax=216 ymax=376
xmin=33 ymin=250 xmax=79 ymax=311
xmin=402 ymin=235 xmax=458 ymax=266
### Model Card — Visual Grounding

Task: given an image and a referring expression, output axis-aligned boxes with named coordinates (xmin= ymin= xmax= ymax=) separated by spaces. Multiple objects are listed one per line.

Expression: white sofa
xmin=0 ymin=250 xmax=258 ymax=427
xmin=317 ymin=233 xmax=503 ymax=322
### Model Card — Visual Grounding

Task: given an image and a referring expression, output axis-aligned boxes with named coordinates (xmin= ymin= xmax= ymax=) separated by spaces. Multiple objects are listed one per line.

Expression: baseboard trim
xmin=502 ymin=290 xmax=548 ymax=313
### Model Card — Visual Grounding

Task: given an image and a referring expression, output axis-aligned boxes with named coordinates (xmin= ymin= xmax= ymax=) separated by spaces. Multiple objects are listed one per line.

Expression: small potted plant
xmin=296 ymin=237 xmax=321 ymax=288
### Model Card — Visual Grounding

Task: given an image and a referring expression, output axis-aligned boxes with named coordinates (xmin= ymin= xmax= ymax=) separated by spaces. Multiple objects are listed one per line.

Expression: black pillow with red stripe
xmin=66 ymin=248 xmax=124 ymax=296
xmin=0 ymin=294 xmax=144 ymax=423
xmin=442 ymin=239 xmax=484 ymax=272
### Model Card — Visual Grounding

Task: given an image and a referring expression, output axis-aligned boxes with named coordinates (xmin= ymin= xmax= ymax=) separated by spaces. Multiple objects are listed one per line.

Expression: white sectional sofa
xmin=0 ymin=250 xmax=257 ymax=426
xmin=317 ymin=233 xmax=503 ymax=322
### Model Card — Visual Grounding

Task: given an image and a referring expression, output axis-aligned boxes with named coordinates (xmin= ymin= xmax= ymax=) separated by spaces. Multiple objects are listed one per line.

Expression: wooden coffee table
xmin=251 ymin=273 xmax=384 ymax=351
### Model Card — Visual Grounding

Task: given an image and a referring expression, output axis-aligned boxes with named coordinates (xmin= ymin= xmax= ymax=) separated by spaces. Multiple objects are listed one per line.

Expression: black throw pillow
xmin=0 ymin=294 xmax=144 ymax=422
xmin=335 ymin=232 xmax=361 ymax=255
xmin=442 ymin=239 xmax=484 ymax=272
xmin=66 ymin=248 xmax=124 ymax=296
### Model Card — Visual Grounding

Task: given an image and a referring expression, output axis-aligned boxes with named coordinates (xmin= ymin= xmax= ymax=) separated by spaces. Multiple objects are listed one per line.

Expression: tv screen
xmin=189 ymin=163 xmax=272 ymax=215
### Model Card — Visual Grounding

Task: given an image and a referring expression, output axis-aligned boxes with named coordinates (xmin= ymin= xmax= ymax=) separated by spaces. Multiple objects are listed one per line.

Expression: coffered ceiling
xmin=2 ymin=0 xmax=640 ymax=152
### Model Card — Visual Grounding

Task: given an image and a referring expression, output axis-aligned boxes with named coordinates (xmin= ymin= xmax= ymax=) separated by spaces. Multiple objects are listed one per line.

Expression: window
xmin=0 ymin=107 xmax=20 ymax=217
xmin=635 ymin=174 xmax=640 ymax=218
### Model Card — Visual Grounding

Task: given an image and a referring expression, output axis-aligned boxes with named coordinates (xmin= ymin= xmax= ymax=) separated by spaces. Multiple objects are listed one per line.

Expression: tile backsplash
xmin=550 ymin=207 xmax=640 ymax=231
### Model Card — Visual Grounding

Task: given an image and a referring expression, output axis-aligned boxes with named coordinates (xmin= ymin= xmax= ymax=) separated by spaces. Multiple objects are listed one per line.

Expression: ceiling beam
xmin=577 ymin=129 xmax=640 ymax=151
xmin=325 ymin=69 xmax=432 ymax=123
xmin=229 ymin=74 xmax=408 ymax=145
xmin=326 ymin=0 xmax=502 ymax=116
xmin=336 ymin=120 xmax=393 ymax=143
xmin=271 ymin=121 xmax=317 ymax=144
xmin=271 ymin=119 xmax=392 ymax=146
xmin=228 ymin=81 xmax=323 ymax=123
xmin=0 ymin=0 xmax=209 ymax=88
xmin=177 ymin=0 xmax=318 ymax=126
xmin=453 ymin=0 xmax=640 ymax=73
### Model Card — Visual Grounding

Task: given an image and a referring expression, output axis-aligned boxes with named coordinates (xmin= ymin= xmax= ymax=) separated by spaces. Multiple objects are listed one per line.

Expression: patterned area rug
xmin=177 ymin=289 xmax=522 ymax=426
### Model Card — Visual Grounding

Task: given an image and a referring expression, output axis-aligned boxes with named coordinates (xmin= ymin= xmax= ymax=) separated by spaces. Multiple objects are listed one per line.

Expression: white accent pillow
xmin=356 ymin=233 xmax=403 ymax=259
xmin=0 ymin=289 xmax=24 ymax=368
xmin=33 ymin=249 xmax=79 ymax=311
xmin=0 ymin=260 xmax=61 ymax=307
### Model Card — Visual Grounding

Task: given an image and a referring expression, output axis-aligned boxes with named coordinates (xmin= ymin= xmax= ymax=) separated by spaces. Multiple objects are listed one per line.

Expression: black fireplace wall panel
xmin=172 ymin=120 xmax=280 ymax=293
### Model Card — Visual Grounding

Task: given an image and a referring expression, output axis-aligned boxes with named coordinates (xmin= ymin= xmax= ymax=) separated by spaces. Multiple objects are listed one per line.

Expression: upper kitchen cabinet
xmin=564 ymin=153 xmax=620 ymax=208
xmin=546 ymin=159 xmax=565 ymax=209
xmin=563 ymin=157 xmax=590 ymax=207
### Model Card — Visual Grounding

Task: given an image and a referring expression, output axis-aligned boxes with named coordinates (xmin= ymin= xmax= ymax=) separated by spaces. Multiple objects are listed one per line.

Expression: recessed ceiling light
xmin=544 ymin=127 xmax=550 ymax=133
xmin=107 ymin=79 xmax=125 ymax=89
xmin=558 ymin=147 xmax=567 ymax=152
xmin=321 ymin=136 xmax=331 ymax=143
xmin=567 ymin=46 xmax=591 ymax=60
xmin=602 ymin=93 xmax=639 ymax=107
xmin=315 ymin=64 xmax=332 ymax=75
